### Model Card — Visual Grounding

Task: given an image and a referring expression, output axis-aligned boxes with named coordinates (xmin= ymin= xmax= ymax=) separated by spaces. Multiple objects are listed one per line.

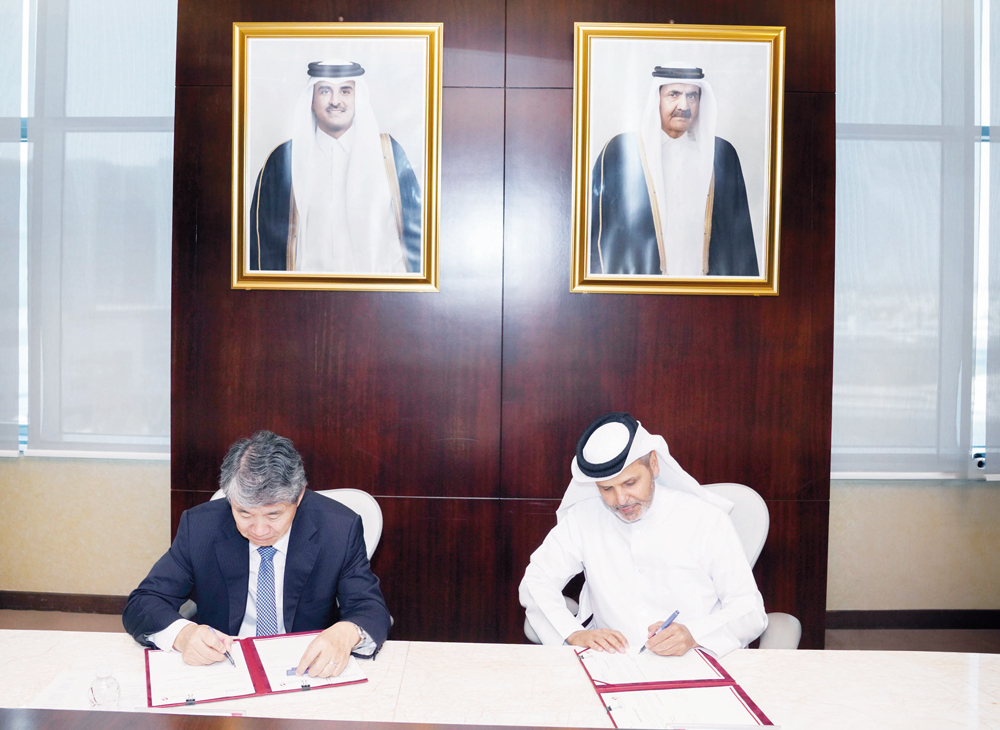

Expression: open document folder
xmin=146 ymin=631 xmax=367 ymax=708
xmin=575 ymin=647 xmax=773 ymax=727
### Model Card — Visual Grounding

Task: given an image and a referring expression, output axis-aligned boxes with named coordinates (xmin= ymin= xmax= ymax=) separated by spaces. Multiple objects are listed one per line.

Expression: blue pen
xmin=638 ymin=610 xmax=680 ymax=654
xmin=209 ymin=627 xmax=236 ymax=667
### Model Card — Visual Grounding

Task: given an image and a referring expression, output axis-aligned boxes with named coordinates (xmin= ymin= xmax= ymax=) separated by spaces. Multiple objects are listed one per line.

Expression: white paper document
xmin=579 ymin=647 xmax=723 ymax=686
xmin=252 ymin=633 xmax=367 ymax=691
xmin=603 ymin=686 xmax=764 ymax=728
xmin=147 ymin=640 xmax=257 ymax=706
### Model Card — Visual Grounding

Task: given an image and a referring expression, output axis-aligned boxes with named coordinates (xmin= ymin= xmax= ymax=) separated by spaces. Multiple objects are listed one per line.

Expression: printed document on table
xmin=252 ymin=633 xmax=367 ymax=691
xmin=579 ymin=647 xmax=723 ymax=686
xmin=147 ymin=640 xmax=257 ymax=705
xmin=603 ymin=686 xmax=765 ymax=728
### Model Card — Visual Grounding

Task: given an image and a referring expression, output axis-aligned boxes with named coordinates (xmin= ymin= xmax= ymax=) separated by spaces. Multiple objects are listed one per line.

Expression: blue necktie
xmin=256 ymin=545 xmax=279 ymax=636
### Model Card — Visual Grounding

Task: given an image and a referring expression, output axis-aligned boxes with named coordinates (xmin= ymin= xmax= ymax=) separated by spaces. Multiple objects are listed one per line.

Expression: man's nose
xmin=248 ymin=519 xmax=268 ymax=535
xmin=677 ymin=96 xmax=689 ymax=110
xmin=616 ymin=488 xmax=631 ymax=505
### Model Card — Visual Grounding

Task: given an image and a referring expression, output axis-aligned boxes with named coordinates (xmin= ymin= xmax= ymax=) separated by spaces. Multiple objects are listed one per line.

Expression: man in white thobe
xmin=248 ymin=60 xmax=422 ymax=274
xmin=519 ymin=412 xmax=766 ymax=657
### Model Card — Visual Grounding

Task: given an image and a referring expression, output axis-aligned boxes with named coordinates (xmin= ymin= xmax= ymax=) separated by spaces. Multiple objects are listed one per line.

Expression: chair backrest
xmin=210 ymin=487 xmax=383 ymax=560
xmin=702 ymin=483 xmax=768 ymax=568
xmin=317 ymin=489 xmax=383 ymax=560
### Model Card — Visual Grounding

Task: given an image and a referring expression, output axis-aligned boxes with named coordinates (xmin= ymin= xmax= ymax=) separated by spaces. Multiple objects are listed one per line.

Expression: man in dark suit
xmin=122 ymin=431 xmax=391 ymax=678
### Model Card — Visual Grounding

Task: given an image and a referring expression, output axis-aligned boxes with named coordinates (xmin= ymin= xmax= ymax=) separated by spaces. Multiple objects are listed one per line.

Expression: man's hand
xmin=644 ymin=621 xmax=697 ymax=656
xmin=173 ymin=624 xmax=233 ymax=666
xmin=295 ymin=621 xmax=361 ymax=678
xmin=567 ymin=629 xmax=629 ymax=653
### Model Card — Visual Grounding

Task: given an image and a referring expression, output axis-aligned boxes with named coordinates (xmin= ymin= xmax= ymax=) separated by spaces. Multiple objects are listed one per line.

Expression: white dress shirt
xmin=237 ymin=529 xmax=292 ymax=638
xmin=519 ymin=486 xmax=767 ymax=657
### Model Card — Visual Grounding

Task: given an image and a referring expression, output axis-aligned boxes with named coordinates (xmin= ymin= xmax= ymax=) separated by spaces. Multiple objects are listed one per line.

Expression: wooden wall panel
xmin=499 ymin=87 xmax=834 ymax=496
xmin=371 ymin=497 xmax=500 ymax=642
xmin=172 ymin=0 xmax=835 ymax=649
xmin=754 ymin=500 xmax=831 ymax=650
xmin=171 ymin=86 xmax=506 ymax=525
xmin=497 ymin=500 xmax=560 ymax=644
xmin=176 ymin=0 xmax=506 ymax=88
xmin=505 ymin=0 xmax=834 ymax=93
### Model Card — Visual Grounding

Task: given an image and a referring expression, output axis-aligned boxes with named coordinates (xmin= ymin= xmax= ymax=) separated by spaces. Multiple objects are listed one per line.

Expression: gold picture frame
xmin=570 ymin=23 xmax=785 ymax=296
xmin=232 ymin=22 xmax=442 ymax=291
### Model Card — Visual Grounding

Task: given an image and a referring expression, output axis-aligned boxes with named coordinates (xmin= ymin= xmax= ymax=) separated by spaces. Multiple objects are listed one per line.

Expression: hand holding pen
xmin=174 ymin=623 xmax=235 ymax=666
xmin=638 ymin=610 xmax=678 ymax=654
xmin=639 ymin=610 xmax=695 ymax=656
xmin=209 ymin=627 xmax=236 ymax=667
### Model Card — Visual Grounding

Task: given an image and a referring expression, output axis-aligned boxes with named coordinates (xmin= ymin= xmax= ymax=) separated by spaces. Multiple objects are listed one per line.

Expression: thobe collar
xmin=315 ymin=122 xmax=356 ymax=155
xmin=660 ymin=129 xmax=698 ymax=148
xmin=608 ymin=484 xmax=664 ymax=530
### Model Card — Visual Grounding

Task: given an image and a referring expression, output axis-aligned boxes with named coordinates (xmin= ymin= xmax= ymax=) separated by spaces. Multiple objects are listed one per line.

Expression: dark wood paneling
xmin=173 ymin=0 xmax=834 ymax=648
xmin=371 ymin=497 xmax=499 ymax=642
xmin=0 ymin=591 xmax=125 ymax=614
xmin=499 ymin=88 xmax=833 ymax=502
xmin=175 ymin=0 xmax=506 ymax=88
xmin=171 ymin=86 xmax=505 ymax=504
xmin=505 ymin=0 xmax=834 ymax=93
xmin=171 ymin=490 xmax=212 ymax=535
xmin=754 ymin=500 xmax=829 ymax=650
xmin=496 ymin=499 xmax=560 ymax=643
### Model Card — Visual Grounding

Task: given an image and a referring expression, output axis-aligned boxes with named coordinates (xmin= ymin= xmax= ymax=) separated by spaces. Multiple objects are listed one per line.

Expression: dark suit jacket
xmin=122 ymin=489 xmax=391 ymax=648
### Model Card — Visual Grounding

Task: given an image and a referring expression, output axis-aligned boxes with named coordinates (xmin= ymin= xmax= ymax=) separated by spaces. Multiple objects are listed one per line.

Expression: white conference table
xmin=1 ymin=629 xmax=998 ymax=729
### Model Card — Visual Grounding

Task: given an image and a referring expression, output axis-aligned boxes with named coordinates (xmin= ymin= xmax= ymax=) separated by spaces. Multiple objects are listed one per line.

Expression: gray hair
xmin=219 ymin=430 xmax=307 ymax=508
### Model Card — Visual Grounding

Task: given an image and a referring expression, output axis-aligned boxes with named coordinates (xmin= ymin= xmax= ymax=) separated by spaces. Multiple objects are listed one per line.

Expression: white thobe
xmin=660 ymin=131 xmax=707 ymax=276
xmin=519 ymin=486 xmax=767 ymax=657
xmin=297 ymin=125 xmax=357 ymax=273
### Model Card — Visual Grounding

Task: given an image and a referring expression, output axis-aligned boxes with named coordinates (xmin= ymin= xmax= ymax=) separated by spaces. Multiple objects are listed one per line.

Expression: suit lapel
xmin=283 ymin=493 xmax=320 ymax=632
xmin=216 ymin=517 xmax=250 ymax=636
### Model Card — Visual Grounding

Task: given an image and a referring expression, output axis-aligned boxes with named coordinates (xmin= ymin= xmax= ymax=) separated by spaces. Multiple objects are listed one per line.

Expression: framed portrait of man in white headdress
xmin=232 ymin=22 xmax=442 ymax=292
xmin=570 ymin=23 xmax=785 ymax=296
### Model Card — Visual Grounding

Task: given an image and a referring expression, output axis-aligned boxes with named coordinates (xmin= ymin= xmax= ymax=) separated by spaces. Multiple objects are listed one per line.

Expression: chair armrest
xmin=758 ymin=612 xmax=801 ymax=650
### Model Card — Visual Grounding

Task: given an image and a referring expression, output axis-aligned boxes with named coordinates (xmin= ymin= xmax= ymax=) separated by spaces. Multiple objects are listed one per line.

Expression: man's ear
xmin=296 ymin=488 xmax=306 ymax=506
xmin=648 ymin=451 xmax=660 ymax=479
